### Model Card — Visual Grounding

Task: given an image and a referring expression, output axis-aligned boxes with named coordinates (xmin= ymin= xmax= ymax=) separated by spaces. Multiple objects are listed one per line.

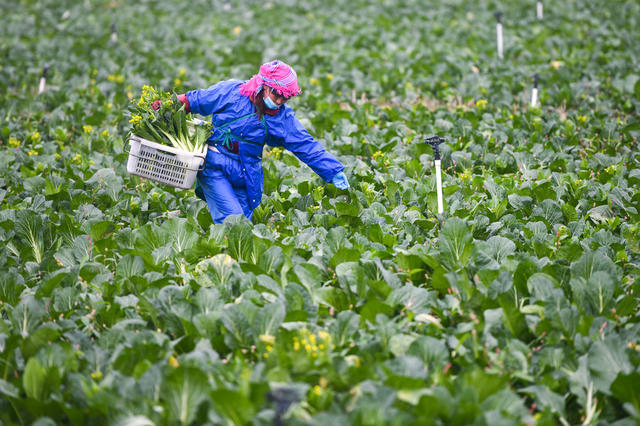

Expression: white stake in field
xmin=38 ymin=64 xmax=49 ymax=94
xmin=111 ymin=23 xmax=118 ymax=43
xmin=531 ymin=73 xmax=539 ymax=107
xmin=537 ymin=1 xmax=543 ymax=19
xmin=495 ymin=12 xmax=504 ymax=59
xmin=425 ymin=136 xmax=445 ymax=214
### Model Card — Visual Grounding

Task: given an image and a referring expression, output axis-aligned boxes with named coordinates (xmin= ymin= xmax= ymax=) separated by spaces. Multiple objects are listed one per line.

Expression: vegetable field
xmin=2 ymin=0 xmax=640 ymax=424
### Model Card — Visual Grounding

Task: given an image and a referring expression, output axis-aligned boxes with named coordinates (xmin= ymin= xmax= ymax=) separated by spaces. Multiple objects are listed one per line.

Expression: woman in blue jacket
xmin=177 ymin=59 xmax=349 ymax=224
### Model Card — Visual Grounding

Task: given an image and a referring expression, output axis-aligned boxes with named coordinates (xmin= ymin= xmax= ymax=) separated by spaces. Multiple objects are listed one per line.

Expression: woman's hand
xmin=177 ymin=94 xmax=190 ymax=112
xmin=331 ymin=171 xmax=350 ymax=190
xmin=148 ymin=94 xmax=189 ymax=112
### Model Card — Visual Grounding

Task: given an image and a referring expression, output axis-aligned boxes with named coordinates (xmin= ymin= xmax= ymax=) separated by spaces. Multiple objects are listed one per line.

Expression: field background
xmin=1 ymin=0 xmax=640 ymax=424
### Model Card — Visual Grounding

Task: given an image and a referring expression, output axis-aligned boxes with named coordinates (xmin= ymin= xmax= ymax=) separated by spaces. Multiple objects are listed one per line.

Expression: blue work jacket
xmin=186 ymin=80 xmax=344 ymax=209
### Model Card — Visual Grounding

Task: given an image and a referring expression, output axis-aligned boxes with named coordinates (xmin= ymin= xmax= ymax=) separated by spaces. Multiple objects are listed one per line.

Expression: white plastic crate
xmin=126 ymin=135 xmax=206 ymax=190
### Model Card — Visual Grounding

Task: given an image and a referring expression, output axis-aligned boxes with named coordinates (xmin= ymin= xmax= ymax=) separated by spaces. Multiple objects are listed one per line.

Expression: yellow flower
xmin=8 ymin=137 xmax=20 ymax=147
xmin=605 ymin=164 xmax=618 ymax=174
xmin=475 ymin=99 xmax=488 ymax=109
xmin=106 ymin=74 xmax=124 ymax=83
xmin=309 ymin=77 xmax=320 ymax=86
xmin=259 ymin=334 xmax=276 ymax=345
xmin=90 ymin=371 xmax=103 ymax=380
xmin=441 ymin=81 xmax=448 ymax=87
xmin=179 ymin=68 xmax=186 ymax=77
xmin=550 ymin=61 xmax=563 ymax=69
xmin=141 ymin=85 xmax=158 ymax=99
xmin=101 ymin=130 xmax=109 ymax=137
xmin=28 ymin=150 xmax=38 ymax=156
xmin=326 ymin=73 xmax=334 ymax=81
xmin=313 ymin=385 xmax=322 ymax=396
xmin=129 ymin=115 xmax=142 ymax=125
xmin=174 ymin=78 xmax=182 ymax=87
xmin=372 ymin=150 xmax=384 ymax=159
xmin=233 ymin=26 xmax=242 ymax=35
xmin=577 ymin=115 xmax=587 ymax=124
xmin=169 ymin=355 xmax=179 ymax=367
xmin=83 ymin=125 xmax=93 ymax=134
xmin=72 ymin=153 xmax=82 ymax=164
xmin=266 ymin=146 xmax=282 ymax=159
xmin=32 ymin=131 xmax=41 ymax=140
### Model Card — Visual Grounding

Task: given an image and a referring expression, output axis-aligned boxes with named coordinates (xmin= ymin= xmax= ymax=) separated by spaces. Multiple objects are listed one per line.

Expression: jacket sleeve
xmin=277 ymin=110 xmax=344 ymax=183
xmin=184 ymin=80 xmax=238 ymax=116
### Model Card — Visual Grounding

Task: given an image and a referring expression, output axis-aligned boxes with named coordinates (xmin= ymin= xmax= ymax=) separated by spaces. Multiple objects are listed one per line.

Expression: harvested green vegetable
xmin=128 ymin=85 xmax=211 ymax=153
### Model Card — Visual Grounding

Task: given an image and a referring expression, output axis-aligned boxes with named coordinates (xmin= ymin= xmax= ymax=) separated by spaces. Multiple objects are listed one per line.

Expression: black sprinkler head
xmin=425 ymin=136 xmax=445 ymax=160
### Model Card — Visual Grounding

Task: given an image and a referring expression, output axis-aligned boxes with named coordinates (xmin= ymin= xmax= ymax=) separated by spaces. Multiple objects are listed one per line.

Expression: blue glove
xmin=331 ymin=171 xmax=350 ymax=190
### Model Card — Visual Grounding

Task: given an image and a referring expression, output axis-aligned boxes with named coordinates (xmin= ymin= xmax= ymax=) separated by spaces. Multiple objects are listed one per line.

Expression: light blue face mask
xmin=264 ymin=93 xmax=280 ymax=110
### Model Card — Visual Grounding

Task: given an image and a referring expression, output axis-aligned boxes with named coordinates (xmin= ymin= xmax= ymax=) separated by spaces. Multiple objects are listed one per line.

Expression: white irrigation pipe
xmin=495 ymin=12 xmax=504 ymax=59
xmin=531 ymin=73 xmax=539 ymax=107
xmin=435 ymin=159 xmax=444 ymax=214
xmin=38 ymin=64 xmax=49 ymax=94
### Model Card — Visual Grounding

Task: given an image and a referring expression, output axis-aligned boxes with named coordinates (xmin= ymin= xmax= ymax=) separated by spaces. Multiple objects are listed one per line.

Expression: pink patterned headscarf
xmin=239 ymin=60 xmax=302 ymax=99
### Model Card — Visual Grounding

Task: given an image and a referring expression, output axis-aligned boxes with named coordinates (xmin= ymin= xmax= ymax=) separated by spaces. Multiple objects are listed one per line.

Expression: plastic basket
xmin=126 ymin=135 xmax=206 ymax=190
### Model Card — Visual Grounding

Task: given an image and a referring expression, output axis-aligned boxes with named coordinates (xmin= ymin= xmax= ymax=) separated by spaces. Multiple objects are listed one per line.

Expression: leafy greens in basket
xmin=129 ymin=85 xmax=211 ymax=153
